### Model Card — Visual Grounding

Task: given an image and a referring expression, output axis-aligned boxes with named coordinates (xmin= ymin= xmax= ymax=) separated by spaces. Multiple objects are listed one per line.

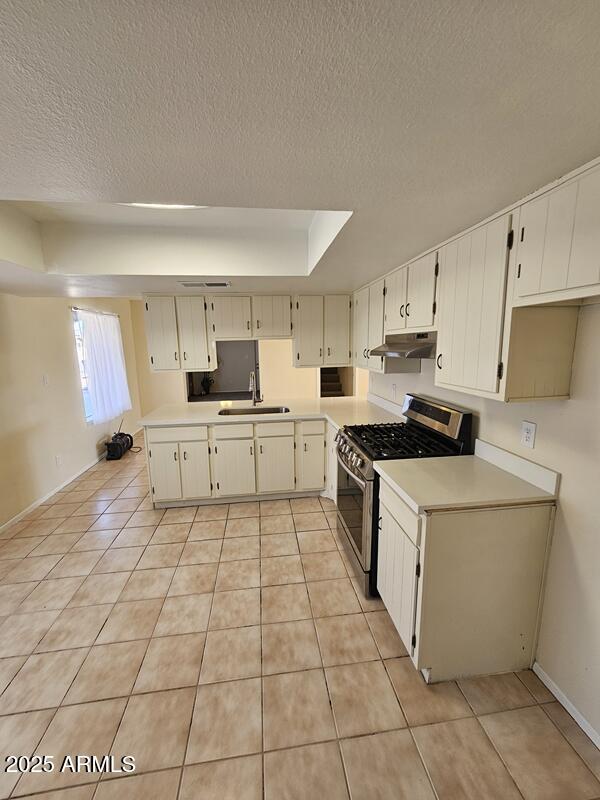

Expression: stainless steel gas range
xmin=335 ymin=394 xmax=474 ymax=596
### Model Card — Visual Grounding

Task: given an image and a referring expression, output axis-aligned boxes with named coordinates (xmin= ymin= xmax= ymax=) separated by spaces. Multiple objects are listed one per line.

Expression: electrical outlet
xmin=55 ymin=454 xmax=62 ymax=467
xmin=521 ymin=421 xmax=537 ymax=449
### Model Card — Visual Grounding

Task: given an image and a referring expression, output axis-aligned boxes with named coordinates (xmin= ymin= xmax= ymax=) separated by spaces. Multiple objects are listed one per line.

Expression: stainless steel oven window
xmin=336 ymin=456 xmax=373 ymax=571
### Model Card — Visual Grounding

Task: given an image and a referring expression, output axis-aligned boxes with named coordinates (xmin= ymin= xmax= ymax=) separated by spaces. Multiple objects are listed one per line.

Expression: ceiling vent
xmin=178 ymin=281 xmax=231 ymax=288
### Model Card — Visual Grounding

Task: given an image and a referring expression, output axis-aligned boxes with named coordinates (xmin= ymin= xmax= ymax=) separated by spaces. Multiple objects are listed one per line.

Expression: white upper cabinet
xmin=324 ymin=295 xmax=351 ymax=365
xmin=352 ymin=287 xmax=370 ymax=369
xmin=515 ymin=183 xmax=577 ymax=297
xmin=144 ymin=296 xmax=180 ymax=370
xmin=367 ymin=278 xmax=385 ymax=372
xmin=294 ymin=296 xmax=324 ymax=366
xmin=406 ymin=252 xmax=438 ymax=329
xmin=384 ymin=254 xmax=437 ymax=333
xmin=175 ymin=296 xmax=211 ymax=371
xmin=515 ymin=164 xmax=600 ymax=300
xmin=209 ymin=296 xmax=252 ymax=339
xmin=567 ymin=166 xmax=600 ymax=289
xmin=252 ymin=296 xmax=291 ymax=338
xmin=435 ymin=214 xmax=510 ymax=395
xmin=383 ymin=267 xmax=407 ymax=333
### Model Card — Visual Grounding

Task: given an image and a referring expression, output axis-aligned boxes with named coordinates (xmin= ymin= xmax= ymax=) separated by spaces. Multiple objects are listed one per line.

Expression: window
xmin=73 ymin=313 xmax=94 ymax=422
xmin=72 ymin=308 xmax=132 ymax=425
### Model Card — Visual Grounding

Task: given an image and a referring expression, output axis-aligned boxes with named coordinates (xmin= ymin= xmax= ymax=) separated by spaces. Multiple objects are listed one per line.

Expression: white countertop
xmin=139 ymin=396 xmax=402 ymax=430
xmin=375 ymin=455 xmax=557 ymax=514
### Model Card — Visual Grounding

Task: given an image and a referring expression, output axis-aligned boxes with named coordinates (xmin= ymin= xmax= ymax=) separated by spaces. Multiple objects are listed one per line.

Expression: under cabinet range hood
xmin=369 ymin=333 xmax=437 ymax=359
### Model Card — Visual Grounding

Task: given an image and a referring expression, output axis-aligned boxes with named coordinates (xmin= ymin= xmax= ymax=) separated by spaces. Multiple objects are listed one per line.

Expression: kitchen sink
xmin=218 ymin=406 xmax=290 ymax=415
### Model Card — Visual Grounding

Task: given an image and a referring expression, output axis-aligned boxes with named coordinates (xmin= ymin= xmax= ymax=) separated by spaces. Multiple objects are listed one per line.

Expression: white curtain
xmin=78 ymin=310 xmax=132 ymax=425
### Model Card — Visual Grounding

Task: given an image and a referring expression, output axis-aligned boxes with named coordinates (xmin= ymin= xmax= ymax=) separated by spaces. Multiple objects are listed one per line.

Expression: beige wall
xmin=0 ymin=294 xmax=142 ymax=527
xmin=258 ymin=339 xmax=319 ymax=399
xmin=130 ymin=299 xmax=186 ymax=415
xmin=370 ymin=302 xmax=600 ymax=735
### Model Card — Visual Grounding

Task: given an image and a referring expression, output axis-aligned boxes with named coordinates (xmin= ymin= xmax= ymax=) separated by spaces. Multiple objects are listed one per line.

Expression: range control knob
xmin=355 ymin=457 xmax=364 ymax=468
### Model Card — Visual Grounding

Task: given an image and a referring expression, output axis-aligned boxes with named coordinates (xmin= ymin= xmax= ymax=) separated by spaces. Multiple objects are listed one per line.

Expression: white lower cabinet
xmin=377 ymin=499 xmax=418 ymax=652
xmin=256 ymin=436 xmax=295 ymax=493
xmin=180 ymin=441 xmax=212 ymax=499
xmin=149 ymin=442 xmax=182 ymax=502
xmin=300 ymin=433 xmax=325 ymax=490
xmin=213 ymin=439 xmax=256 ymax=496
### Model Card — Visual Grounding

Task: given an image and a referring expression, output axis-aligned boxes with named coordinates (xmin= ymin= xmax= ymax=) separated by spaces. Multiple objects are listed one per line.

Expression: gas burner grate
xmin=345 ymin=422 xmax=459 ymax=460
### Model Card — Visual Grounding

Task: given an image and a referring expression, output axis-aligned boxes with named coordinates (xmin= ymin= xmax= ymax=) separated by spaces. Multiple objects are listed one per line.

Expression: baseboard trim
xmin=533 ymin=662 xmax=600 ymax=749
xmin=0 ymin=451 xmax=107 ymax=534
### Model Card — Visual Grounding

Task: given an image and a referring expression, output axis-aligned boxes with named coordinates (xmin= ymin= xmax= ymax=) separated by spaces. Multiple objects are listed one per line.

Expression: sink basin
xmin=218 ymin=406 xmax=290 ymax=416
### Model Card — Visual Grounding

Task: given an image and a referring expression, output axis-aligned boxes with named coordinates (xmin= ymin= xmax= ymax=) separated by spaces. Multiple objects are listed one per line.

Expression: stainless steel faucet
xmin=249 ymin=371 xmax=263 ymax=405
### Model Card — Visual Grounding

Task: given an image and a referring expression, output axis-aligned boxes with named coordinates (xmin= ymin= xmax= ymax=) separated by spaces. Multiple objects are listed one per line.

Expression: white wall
xmin=258 ymin=339 xmax=319 ymax=399
xmin=0 ymin=294 xmax=142 ymax=527
xmin=369 ymin=301 xmax=600 ymax=736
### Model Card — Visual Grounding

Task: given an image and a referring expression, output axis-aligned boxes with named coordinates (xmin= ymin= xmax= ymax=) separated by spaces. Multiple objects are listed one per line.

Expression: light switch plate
xmin=521 ymin=421 xmax=537 ymax=449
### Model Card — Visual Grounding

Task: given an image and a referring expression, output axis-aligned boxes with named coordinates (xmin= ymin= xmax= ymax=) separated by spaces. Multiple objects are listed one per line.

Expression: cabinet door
xmin=377 ymin=501 xmax=418 ymax=652
xmin=568 ymin=167 xmax=600 ymax=289
xmin=384 ymin=267 xmax=407 ymax=333
xmin=405 ymin=252 xmax=437 ymax=329
xmin=179 ymin=441 xmax=211 ymax=499
xmin=256 ymin=436 xmax=295 ymax=493
xmin=252 ymin=296 xmax=291 ymax=338
xmin=435 ymin=214 xmax=509 ymax=395
xmin=539 ymin=182 xmax=577 ymax=293
xmin=294 ymin=296 xmax=324 ymax=366
xmin=300 ymin=434 xmax=325 ymax=490
xmin=324 ymin=295 xmax=350 ymax=365
xmin=352 ymin=287 xmax=370 ymax=368
xmin=213 ymin=439 xmax=256 ymax=496
xmin=209 ymin=297 xmax=252 ymax=339
xmin=144 ymin=297 xmax=180 ymax=370
xmin=176 ymin=296 xmax=211 ymax=371
xmin=514 ymin=195 xmax=547 ymax=297
xmin=367 ymin=279 xmax=385 ymax=372
xmin=149 ymin=442 xmax=182 ymax=501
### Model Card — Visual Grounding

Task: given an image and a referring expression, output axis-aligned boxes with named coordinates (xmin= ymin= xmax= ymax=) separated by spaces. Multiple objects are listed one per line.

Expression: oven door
xmin=336 ymin=454 xmax=373 ymax=573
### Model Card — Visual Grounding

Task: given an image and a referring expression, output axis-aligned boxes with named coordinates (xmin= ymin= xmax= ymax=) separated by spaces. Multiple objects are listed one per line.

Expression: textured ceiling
xmin=2 ymin=0 xmax=600 ymax=295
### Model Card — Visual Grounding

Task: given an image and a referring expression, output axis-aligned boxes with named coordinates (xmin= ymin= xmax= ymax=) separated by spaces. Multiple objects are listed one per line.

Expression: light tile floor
xmin=0 ymin=437 xmax=599 ymax=799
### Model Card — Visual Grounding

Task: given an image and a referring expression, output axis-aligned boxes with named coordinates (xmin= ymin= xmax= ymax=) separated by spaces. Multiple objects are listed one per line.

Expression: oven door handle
xmin=337 ymin=453 xmax=367 ymax=490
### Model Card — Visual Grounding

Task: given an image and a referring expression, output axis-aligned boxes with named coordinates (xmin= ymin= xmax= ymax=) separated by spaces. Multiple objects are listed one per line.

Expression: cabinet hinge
xmin=416 ymin=562 xmax=421 ymax=578
xmin=497 ymin=362 xmax=504 ymax=380
xmin=290 ymin=322 xmax=293 ymax=331
xmin=204 ymin=301 xmax=207 ymax=310
xmin=211 ymin=302 xmax=214 ymax=310
xmin=411 ymin=634 xmax=417 ymax=648
xmin=214 ymin=445 xmax=218 ymax=454
xmin=434 ymin=261 xmax=439 ymax=277
xmin=296 ymin=301 xmax=299 ymax=310
xmin=432 ymin=301 xmax=437 ymax=316
xmin=294 ymin=442 xmax=296 ymax=449
xmin=208 ymin=445 xmax=211 ymax=454
xmin=294 ymin=476 xmax=297 ymax=486
xmin=151 ymin=485 xmax=155 ymax=495
xmin=210 ymin=482 xmax=213 ymax=491
xmin=507 ymin=229 xmax=514 ymax=250
xmin=297 ymin=352 xmax=300 ymax=361
xmin=517 ymin=264 xmax=522 ymax=279
xmin=145 ymin=301 xmax=149 ymax=311
xmin=149 ymin=449 xmax=152 ymax=458
xmin=290 ymin=300 xmax=293 ymax=310
xmin=520 ymin=226 xmax=525 ymax=242
xmin=150 ymin=355 xmax=154 ymax=365
xmin=383 ymin=286 xmax=387 ymax=296
xmin=208 ymin=353 xmax=211 ymax=363
xmin=212 ymin=324 xmax=215 ymax=332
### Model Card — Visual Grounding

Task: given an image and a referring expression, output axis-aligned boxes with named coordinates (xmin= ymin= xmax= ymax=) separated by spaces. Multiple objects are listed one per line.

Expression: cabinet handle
xmin=363 ymin=348 xmax=367 ymax=358
xmin=517 ymin=264 xmax=521 ymax=279
xmin=247 ymin=320 xmax=251 ymax=330
xmin=174 ymin=450 xmax=178 ymax=461
xmin=400 ymin=304 xmax=405 ymax=318
xmin=174 ymin=351 xmax=178 ymax=361
xmin=327 ymin=347 xmax=331 ymax=357
xmin=304 ymin=442 xmax=307 ymax=452
xmin=250 ymin=445 xmax=253 ymax=455
xmin=256 ymin=320 xmax=261 ymax=329
xmin=378 ymin=516 xmax=382 ymax=530
xmin=183 ymin=351 xmax=187 ymax=360
xmin=183 ymin=451 xmax=187 ymax=460
xmin=366 ymin=349 xmax=370 ymax=358
xmin=436 ymin=353 xmax=443 ymax=370
xmin=319 ymin=347 xmax=323 ymax=357
xmin=405 ymin=303 xmax=410 ymax=317
xmin=259 ymin=444 xmax=263 ymax=454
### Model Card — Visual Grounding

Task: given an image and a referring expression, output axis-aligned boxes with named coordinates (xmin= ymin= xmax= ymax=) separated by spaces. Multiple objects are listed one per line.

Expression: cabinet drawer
xmin=299 ymin=420 xmax=325 ymax=435
xmin=213 ymin=424 xmax=254 ymax=440
xmin=379 ymin=480 xmax=421 ymax=545
xmin=147 ymin=426 xmax=207 ymax=443
xmin=255 ymin=422 xmax=295 ymax=437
